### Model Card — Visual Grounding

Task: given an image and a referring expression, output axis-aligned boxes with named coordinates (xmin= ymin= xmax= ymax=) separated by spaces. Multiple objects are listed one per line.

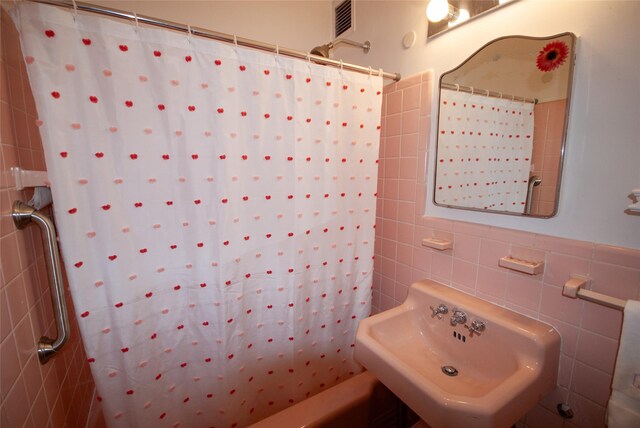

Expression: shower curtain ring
xmin=455 ymin=84 xmax=460 ymax=92
xmin=133 ymin=11 xmax=139 ymax=30
xmin=470 ymin=86 xmax=474 ymax=95
xmin=187 ymin=24 xmax=192 ymax=43
xmin=71 ymin=0 xmax=78 ymax=20
xmin=306 ymin=52 xmax=312 ymax=70
xmin=379 ymin=68 xmax=383 ymax=78
xmin=368 ymin=66 xmax=372 ymax=78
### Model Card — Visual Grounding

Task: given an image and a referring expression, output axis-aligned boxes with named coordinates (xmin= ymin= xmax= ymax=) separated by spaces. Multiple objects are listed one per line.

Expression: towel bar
xmin=562 ymin=275 xmax=626 ymax=311
xmin=12 ymin=201 xmax=70 ymax=363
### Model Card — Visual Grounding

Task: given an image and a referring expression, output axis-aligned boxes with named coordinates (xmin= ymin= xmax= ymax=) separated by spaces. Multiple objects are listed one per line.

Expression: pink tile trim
xmin=593 ymin=243 xmax=640 ymax=269
xmin=452 ymin=220 xmax=491 ymax=237
xmin=382 ymin=82 xmax=397 ymax=94
xmin=396 ymin=73 xmax=421 ymax=90
xmin=534 ymin=234 xmax=595 ymax=259
xmin=589 ymin=261 xmax=640 ymax=300
xmin=421 ymin=70 xmax=434 ymax=82
xmin=423 ymin=216 xmax=454 ymax=232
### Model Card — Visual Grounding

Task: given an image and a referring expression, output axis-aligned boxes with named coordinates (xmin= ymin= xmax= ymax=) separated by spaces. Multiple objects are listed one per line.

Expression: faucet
xmin=466 ymin=319 xmax=486 ymax=337
xmin=430 ymin=304 xmax=449 ymax=319
xmin=450 ymin=308 xmax=467 ymax=326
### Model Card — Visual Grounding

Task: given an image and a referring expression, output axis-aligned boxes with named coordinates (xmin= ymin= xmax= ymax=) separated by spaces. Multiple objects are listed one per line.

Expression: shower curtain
xmin=435 ymin=88 xmax=535 ymax=213
xmin=12 ymin=3 xmax=381 ymax=427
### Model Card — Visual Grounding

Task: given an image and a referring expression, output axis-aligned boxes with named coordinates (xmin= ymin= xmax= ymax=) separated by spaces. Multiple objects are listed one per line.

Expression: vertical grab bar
xmin=524 ymin=176 xmax=542 ymax=215
xmin=12 ymin=200 xmax=70 ymax=364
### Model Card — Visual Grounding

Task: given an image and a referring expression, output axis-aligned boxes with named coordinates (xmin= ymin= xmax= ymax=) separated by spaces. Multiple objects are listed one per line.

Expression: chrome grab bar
xmin=12 ymin=201 xmax=70 ymax=364
xmin=524 ymin=175 xmax=542 ymax=214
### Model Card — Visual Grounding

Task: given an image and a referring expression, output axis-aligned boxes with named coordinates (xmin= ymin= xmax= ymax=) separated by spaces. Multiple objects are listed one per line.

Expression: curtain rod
xmin=24 ymin=0 xmax=401 ymax=82
xmin=441 ymin=82 xmax=537 ymax=104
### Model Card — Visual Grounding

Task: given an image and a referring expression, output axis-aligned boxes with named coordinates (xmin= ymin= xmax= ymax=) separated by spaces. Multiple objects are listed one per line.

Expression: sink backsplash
xmin=374 ymin=70 xmax=640 ymax=428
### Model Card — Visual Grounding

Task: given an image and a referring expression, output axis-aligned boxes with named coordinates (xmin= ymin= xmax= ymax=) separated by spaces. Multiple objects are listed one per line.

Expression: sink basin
xmin=355 ymin=279 xmax=560 ymax=428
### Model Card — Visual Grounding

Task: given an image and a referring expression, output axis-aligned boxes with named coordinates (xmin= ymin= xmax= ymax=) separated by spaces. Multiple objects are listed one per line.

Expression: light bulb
xmin=448 ymin=8 xmax=470 ymax=27
xmin=426 ymin=0 xmax=450 ymax=23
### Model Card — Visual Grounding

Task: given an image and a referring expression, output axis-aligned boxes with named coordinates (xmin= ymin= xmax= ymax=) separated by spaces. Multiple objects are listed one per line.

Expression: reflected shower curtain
xmin=12 ymin=3 xmax=381 ymax=427
xmin=435 ymin=89 xmax=534 ymax=213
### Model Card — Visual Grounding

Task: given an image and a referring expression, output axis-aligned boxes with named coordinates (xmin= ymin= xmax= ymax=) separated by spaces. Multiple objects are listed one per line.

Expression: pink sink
xmin=355 ymin=279 xmax=560 ymax=428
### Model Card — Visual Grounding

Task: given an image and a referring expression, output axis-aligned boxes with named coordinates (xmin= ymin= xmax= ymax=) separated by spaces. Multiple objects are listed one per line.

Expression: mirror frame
xmin=433 ymin=32 xmax=577 ymax=218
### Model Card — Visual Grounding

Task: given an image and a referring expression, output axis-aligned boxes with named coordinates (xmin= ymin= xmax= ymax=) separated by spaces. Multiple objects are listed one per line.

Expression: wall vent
xmin=334 ymin=0 xmax=353 ymax=38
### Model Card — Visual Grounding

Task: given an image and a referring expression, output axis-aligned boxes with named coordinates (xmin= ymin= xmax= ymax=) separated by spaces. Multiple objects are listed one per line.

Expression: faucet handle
xmin=450 ymin=308 xmax=467 ymax=326
xmin=430 ymin=304 xmax=449 ymax=319
xmin=465 ymin=319 xmax=486 ymax=337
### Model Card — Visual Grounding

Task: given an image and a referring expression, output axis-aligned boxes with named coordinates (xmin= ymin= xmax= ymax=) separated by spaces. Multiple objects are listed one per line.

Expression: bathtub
xmin=248 ymin=371 xmax=414 ymax=428
xmin=88 ymin=371 xmax=423 ymax=428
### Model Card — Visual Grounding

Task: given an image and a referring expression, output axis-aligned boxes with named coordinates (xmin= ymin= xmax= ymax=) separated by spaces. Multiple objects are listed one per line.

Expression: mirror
xmin=433 ymin=33 xmax=576 ymax=217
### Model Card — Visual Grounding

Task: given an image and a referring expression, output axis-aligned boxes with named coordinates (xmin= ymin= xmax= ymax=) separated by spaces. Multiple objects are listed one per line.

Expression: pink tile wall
xmin=0 ymin=8 xmax=96 ymax=428
xmin=374 ymin=70 xmax=640 ymax=428
xmin=530 ymin=99 xmax=566 ymax=216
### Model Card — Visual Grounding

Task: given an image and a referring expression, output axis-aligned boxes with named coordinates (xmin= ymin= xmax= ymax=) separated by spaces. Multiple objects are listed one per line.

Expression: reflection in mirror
xmin=434 ymin=33 xmax=576 ymax=218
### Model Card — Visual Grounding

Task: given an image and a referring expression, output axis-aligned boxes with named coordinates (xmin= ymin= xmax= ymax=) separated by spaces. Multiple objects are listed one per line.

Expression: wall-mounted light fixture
xmin=426 ymin=0 xmax=517 ymax=39
xmin=426 ymin=0 xmax=469 ymax=27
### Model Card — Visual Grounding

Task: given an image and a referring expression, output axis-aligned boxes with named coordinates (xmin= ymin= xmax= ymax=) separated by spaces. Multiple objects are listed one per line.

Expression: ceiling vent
xmin=334 ymin=0 xmax=353 ymax=38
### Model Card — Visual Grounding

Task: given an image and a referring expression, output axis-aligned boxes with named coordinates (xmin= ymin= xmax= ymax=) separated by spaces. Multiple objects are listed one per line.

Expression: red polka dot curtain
xmin=12 ymin=3 xmax=382 ymax=427
xmin=435 ymin=89 xmax=535 ymax=213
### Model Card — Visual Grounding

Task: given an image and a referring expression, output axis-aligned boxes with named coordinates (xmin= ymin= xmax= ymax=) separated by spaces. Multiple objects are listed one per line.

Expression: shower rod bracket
xmin=310 ymin=39 xmax=371 ymax=58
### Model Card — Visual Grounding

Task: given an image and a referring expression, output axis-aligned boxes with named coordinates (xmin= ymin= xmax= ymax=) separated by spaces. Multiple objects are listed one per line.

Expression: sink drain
xmin=441 ymin=365 xmax=458 ymax=376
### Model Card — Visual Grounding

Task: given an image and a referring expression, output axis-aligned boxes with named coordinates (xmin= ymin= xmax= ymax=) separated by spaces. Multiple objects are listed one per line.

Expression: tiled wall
xmin=0 ymin=8 xmax=96 ymax=428
xmin=530 ymin=99 xmax=566 ymax=216
xmin=374 ymin=70 xmax=640 ymax=428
